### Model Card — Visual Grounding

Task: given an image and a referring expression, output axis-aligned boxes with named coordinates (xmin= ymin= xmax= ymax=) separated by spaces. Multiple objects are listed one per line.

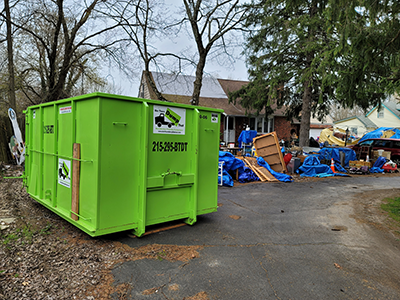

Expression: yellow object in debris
xmin=318 ymin=128 xmax=360 ymax=147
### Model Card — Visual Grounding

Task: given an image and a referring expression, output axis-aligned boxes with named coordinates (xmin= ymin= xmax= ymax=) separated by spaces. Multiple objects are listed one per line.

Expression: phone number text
xmin=152 ymin=141 xmax=188 ymax=152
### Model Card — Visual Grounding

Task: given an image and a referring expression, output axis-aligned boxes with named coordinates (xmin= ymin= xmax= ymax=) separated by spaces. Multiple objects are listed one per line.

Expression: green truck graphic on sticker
xmin=59 ymin=161 xmax=69 ymax=180
xmin=155 ymin=108 xmax=181 ymax=128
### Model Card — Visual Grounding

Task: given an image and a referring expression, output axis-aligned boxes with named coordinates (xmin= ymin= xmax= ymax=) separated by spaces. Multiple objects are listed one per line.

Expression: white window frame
xmin=254 ymin=117 xmax=274 ymax=134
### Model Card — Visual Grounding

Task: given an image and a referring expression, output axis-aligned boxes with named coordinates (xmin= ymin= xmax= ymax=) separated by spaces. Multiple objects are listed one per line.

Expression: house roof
xmin=143 ymin=71 xmax=297 ymax=120
xmin=152 ymin=72 xmax=227 ymax=98
xmin=334 ymin=115 xmax=377 ymax=128
xmin=381 ymin=101 xmax=400 ymax=120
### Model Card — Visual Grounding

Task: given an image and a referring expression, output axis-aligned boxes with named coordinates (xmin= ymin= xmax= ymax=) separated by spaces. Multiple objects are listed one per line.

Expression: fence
xmin=0 ymin=115 xmax=25 ymax=163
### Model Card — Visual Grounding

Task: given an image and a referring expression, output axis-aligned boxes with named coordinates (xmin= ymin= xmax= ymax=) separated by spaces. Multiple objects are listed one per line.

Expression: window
xmin=374 ymin=140 xmax=390 ymax=147
xmin=360 ymin=140 xmax=373 ymax=146
xmin=249 ymin=118 xmax=256 ymax=130
xmin=393 ymin=141 xmax=400 ymax=149
xmin=377 ymin=109 xmax=384 ymax=118
xmin=350 ymin=127 xmax=357 ymax=136
xmin=254 ymin=117 xmax=274 ymax=133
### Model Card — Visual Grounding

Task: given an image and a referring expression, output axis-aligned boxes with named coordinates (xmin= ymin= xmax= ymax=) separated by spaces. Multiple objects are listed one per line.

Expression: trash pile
xmin=218 ymin=128 xmax=399 ymax=187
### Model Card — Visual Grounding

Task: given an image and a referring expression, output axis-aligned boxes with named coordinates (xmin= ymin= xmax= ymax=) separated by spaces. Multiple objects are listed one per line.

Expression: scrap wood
xmin=245 ymin=159 xmax=267 ymax=182
xmin=252 ymin=132 xmax=287 ymax=173
xmin=237 ymin=157 xmax=265 ymax=182
xmin=244 ymin=157 xmax=278 ymax=182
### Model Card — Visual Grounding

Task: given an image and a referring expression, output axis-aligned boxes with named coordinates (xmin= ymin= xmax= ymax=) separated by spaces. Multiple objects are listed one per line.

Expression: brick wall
xmin=274 ymin=116 xmax=299 ymax=141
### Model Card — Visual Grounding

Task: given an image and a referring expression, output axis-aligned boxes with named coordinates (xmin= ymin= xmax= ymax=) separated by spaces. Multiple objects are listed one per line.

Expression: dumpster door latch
xmin=161 ymin=169 xmax=182 ymax=178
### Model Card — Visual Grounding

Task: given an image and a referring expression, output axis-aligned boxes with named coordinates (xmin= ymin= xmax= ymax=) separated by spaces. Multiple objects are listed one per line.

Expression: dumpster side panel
xmin=97 ymin=99 xmax=141 ymax=231
xmin=55 ymin=102 xmax=73 ymax=217
xmin=27 ymin=107 xmax=42 ymax=197
xmin=145 ymin=104 xmax=195 ymax=225
xmin=197 ymin=110 xmax=220 ymax=214
xmin=75 ymin=99 xmax=100 ymax=231
xmin=42 ymin=105 xmax=56 ymax=205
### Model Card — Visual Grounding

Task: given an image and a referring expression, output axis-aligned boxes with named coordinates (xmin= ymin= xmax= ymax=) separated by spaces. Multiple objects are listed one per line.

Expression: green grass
xmin=381 ymin=197 xmax=400 ymax=223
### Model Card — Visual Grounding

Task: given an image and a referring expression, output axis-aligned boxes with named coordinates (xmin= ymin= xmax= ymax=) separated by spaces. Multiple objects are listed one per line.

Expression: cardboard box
xmin=349 ymin=160 xmax=371 ymax=168
xmin=372 ymin=150 xmax=391 ymax=160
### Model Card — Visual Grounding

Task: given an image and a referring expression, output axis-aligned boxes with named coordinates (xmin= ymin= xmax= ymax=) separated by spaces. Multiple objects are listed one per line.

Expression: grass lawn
xmin=381 ymin=197 xmax=400 ymax=223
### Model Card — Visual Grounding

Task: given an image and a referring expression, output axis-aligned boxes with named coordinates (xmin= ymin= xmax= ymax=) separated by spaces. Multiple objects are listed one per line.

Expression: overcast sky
xmin=106 ymin=0 xmax=250 ymax=97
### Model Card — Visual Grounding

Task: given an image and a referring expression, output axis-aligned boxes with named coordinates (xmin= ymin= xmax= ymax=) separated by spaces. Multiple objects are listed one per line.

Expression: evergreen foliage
xmin=329 ymin=0 xmax=400 ymax=109
xmin=230 ymin=0 xmax=337 ymax=146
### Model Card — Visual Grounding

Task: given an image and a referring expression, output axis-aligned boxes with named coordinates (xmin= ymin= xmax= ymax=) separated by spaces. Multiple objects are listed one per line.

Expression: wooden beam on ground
xmin=244 ymin=157 xmax=278 ymax=182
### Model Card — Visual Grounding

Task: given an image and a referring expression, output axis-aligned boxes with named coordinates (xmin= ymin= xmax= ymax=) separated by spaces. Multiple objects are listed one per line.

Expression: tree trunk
xmin=191 ymin=53 xmax=206 ymax=106
xmin=5 ymin=0 xmax=16 ymax=111
xmin=299 ymin=80 xmax=311 ymax=147
xmin=144 ymin=67 xmax=167 ymax=101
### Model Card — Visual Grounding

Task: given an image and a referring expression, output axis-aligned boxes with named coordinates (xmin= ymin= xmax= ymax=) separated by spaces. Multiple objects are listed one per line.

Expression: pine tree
xmin=230 ymin=0 xmax=337 ymax=146
xmin=328 ymin=0 xmax=400 ymax=109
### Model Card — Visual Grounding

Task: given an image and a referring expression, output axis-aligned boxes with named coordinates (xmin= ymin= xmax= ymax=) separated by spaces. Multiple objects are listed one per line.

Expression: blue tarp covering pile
xmin=318 ymin=147 xmax=356 ymax=168
xmin=359 ymin=127 xmax=400 ymax=142
xmin=369 ymin=156 xmax=387 ymax=173
xmin=238 ymin=167 xmax=260 ymax=183
xmin=238 ymin=130 xmax=258 ymax=148
xmin=297 ymin=156 xmax=349 ymax=177
xmin=218 ymin=151 xmax=245 ymax=186
xmin=257 ymin=157 xmax=293 ymax=182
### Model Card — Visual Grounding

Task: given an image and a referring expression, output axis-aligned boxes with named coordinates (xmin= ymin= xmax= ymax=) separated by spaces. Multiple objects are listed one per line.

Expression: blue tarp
xmin=297 ymin=156 xmax=334 ymax=177
xmin=318 ymin=147 xmax=357 ymax=167
xmin=219 ymin=151 xmax=245 ymax=173
xmin=218 ymin=169 xmax=234 ymax=187
xmin=256 ymin=157 xmax=293 ymax=182
xmin=359 ymin=127 xmax=400 ymax=142
xmin=238 ymin=167 xmax=260 ymax=183
xmin=369 ymin=156 xmax=387 ymax=173
xmin=219 ymin=151 xmax=245 ymax=186
xmin=297 ymin=155 xmax=349 ymax=177
xmin=238 ymin=130 xmax=258 ymax=148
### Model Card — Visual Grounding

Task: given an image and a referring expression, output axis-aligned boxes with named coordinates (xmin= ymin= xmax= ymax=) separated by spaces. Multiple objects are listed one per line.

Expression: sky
xmin=105 ymin=0 xmax=250 ymax=97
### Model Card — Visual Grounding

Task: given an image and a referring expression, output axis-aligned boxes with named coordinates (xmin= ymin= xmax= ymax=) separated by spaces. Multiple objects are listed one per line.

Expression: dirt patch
xmin=351 ymin=187 xmax=400 ymax=241
xmin=183 ymin=291 xmax=209 ymax=300
xmin=0 ymin=165 xmax=202 ymax=300
xmin=229 ymin=215 xmax=241 ymax=220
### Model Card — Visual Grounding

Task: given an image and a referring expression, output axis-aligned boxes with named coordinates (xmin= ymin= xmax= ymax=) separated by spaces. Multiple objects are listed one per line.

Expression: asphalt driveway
xmin=113 ymin=176 xmax=400 ymax=299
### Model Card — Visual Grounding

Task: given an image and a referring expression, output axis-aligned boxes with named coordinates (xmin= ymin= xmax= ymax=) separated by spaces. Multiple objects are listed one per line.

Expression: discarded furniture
xmin=252 ymin=132 xmax=287 ymax=173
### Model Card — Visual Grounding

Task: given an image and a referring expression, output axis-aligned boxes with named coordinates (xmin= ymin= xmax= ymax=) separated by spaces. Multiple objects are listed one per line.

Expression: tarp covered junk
xmin=297 ymin=155 xmax=349 ymax=177
xmin=238 ymin=167 xmax=260 ymax=183
xmin=218 ymin=151 xmax=245 ymax=186
xmin=318 ymin=147 xmax=357 ymax=167
xmin=359 ymin=127 xmax=400 ymax=142
xmin=256 ymin=157 xmax=293 ymax=182
xmin=237 ymin=130 xmax=257 ymax=148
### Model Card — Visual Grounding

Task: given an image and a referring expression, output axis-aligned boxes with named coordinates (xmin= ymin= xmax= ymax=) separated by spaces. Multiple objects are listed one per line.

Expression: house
xmin=138 ymin=71 xmax=300 ymax=144
xmin=334 ymin=101 xmax=400 ymax=137
xmin=309 ymin=115 xmax=334 ymax=139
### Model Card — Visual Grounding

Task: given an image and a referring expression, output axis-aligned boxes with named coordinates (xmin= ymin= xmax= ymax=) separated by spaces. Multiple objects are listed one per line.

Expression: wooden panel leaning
xmin=252 ymin=132 xmax=287 ymax=173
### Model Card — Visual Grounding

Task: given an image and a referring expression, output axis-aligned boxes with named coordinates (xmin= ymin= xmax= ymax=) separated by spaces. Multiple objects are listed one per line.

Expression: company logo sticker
xmin=60 ymin=106 xmax=72 ymax=114
xmin=58 ymin=159 xmax=71 ymax=188
xmin=44 ymin=125 xmax=54 ymax=134
xmin=211 ymin=113 xmax=218 ymax=123
xmin=153 ymin=105 xmax=186 ymax=135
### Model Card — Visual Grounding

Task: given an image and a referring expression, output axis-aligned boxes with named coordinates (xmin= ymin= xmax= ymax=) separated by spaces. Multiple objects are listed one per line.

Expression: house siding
xmin=368 ymin=107 xmax=400 ymax=128
xmin=274 ymin=116 xmax=299 ymax=141
xmin=334 ymin=118 xmax=368 ymax=137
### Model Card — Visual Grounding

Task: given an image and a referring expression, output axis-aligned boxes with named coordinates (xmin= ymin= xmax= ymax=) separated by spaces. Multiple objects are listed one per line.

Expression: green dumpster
xmin=24 ymin=93 xmax=222 ymax=237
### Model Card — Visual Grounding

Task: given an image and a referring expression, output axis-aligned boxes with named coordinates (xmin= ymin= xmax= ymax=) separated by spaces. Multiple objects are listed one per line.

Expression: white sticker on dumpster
xmin=211 ymin=113 xmax=218 ymax=123
xmin=153 ymin=105 xmax=186 ymax=135
xmin=59 ymin=106 xmax=72 ymax=114
xmin=58 ymin=159 xmax=71 ymax=188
